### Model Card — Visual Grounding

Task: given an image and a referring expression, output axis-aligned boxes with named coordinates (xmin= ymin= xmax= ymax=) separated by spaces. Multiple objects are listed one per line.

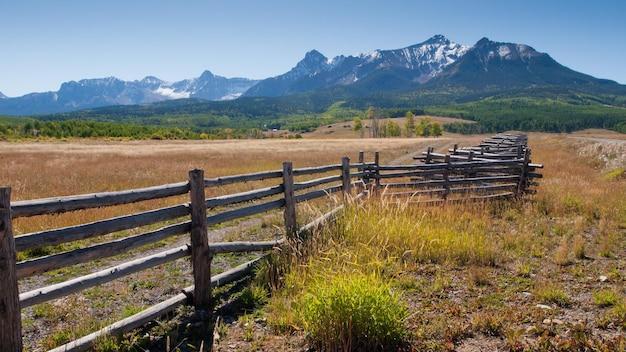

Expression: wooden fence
xmin=0 ymin=134 xmax=542 ymax=351
xmin=0 ymin=157 xmax=372 ymax=352
xmin=375 ymin=133 xmax=543 ymax=203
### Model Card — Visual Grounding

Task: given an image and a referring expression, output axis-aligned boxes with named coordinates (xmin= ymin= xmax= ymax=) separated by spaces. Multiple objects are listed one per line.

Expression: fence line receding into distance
xmin=0 ymin=133 xmax=542 ymax=351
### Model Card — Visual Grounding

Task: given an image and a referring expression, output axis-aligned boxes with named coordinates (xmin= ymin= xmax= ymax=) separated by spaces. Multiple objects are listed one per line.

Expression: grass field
xmin=1 ymin=131 xmax=624 ymax=351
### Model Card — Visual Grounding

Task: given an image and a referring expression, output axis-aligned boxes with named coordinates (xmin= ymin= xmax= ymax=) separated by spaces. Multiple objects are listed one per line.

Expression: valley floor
xmin=1 ymin=132 xmax=624 ymax=351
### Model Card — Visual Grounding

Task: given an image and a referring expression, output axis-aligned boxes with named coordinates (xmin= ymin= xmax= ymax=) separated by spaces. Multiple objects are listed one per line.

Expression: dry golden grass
xmin=222 ymin=132 xmax=626 ymax=351
xmin=2 ymin=137 xmax=486 ymax=351
xmin=3 ymin=132 xmax=625 ymax=351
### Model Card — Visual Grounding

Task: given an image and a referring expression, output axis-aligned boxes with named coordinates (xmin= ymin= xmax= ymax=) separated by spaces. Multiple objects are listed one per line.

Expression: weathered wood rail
xmin=381 ymin=133 xmax=543 ymax=201
xmin=0 ymin=136 xmax=542 ymax=351
xmin=1 ymin=157 xmax=368 ymax=352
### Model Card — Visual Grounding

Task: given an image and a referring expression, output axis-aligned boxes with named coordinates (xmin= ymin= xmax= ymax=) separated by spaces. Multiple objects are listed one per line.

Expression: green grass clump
xmin=603 ymin=167 xmax=625 ymax=181
xmin=299 ymin=273 xmax=408 ymax=351
xmin=239 ymin=284 xmax=269 ymax=310
xmin=337 ymin=201 xmax=498 ymax=267
xmin=535 ymin=284 xmax=572 ymax=307
xmin=593 ymin=289 xmax=622 ymax=308
xmin=598 ymin=302 xmax=626 ymax=330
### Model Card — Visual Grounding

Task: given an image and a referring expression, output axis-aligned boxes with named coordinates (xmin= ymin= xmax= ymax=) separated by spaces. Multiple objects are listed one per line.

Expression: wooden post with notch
xmin=374 ymin=151 xmax=381 ymax=192
xmin=282 ymin=162 xmax=297 ymax=238
xmin=0 ymin=187 xmax=22 ymax=352
xmin=188 ymin=170 xmax=212 ymax=314
xmin=341 ymin=157 xmax=351 ymax=199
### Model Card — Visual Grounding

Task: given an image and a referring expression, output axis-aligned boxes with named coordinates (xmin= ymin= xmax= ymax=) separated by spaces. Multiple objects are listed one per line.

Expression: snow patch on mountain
xmin=154 ymin=86 xmax=190 ymax=99
xmin=219 ymin=92 xmax=243 ymax=100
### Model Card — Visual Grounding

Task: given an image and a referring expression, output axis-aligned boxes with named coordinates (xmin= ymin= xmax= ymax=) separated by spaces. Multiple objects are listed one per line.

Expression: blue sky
xmin=1 ymin=0 xmax=625 ymax=96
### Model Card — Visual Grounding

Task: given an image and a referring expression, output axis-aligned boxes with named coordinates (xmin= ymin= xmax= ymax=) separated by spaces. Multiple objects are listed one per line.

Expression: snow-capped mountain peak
xmin=245 ymin=35 xmax=470 ymax=97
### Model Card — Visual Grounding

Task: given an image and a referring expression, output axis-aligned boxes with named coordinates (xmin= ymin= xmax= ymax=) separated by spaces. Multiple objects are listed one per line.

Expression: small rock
xmin=526 ymin=325 xmax=537 ymax=334
xmin=536 ymin=304 xmax=552 ymax=310
xmin=599 ymin=275 xmax=608 ymax=282
xmin=552 ymin=319 xmax=564 ymax=325
xmin=521 ymin=291 xmax=532 ymax=297
xmin=543 ymin=319 xmax=552 ymax=324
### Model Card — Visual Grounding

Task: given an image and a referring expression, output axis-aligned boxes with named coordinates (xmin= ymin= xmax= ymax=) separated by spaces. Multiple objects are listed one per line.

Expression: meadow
xmin=1 ymin=130 xmax=624 ymax=351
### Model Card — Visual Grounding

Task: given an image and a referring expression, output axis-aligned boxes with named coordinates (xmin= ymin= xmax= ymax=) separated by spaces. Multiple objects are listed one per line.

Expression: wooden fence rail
xmin=0 ymin=134 xmax=541 ymax=351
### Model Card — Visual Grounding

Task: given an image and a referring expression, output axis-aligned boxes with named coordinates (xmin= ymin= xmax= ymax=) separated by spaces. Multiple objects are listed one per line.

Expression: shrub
xmin=300 ymin=273 xmax=408 ymax=351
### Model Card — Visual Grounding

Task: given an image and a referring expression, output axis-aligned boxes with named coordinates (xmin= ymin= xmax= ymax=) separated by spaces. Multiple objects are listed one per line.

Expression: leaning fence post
xmin=516 ymin=149 xmax=531 ymax=196
xmin=341 ymin=157 xmax=351 ymax=198
xmin=443 ymin=155 xmax=451 ymax=201
xmin=374 ymin=151 xmax=381 ymax=192
xmin=0 ymin=187 xmax=23 ymax=352
xmin=425 ymin=147 xmax=433 ymax=164
xmin=282 ymin=162 xmax=297 ymax=238
xmin=188 ymin=170 xmax=212 ymax=315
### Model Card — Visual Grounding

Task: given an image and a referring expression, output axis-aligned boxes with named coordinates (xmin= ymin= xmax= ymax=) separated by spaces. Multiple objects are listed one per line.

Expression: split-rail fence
xmin=0 ymin=133 xmax=542 ymax=351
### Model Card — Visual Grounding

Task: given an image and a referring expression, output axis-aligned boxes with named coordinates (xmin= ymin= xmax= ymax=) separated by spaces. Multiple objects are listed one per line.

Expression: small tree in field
xmin=431 ymin=122 xmax=443 ymax=137
xmin=386 ymin=120 xmax=401 ymax=137
xmin=404 ymin=112 xmax=415 ymax=137
xmin=367 ymin=107 xmax=380 ymax=138
xmin=353 ymin=117 xmax=362 ymax=132
xmin=417 ymin=119 xmax=431 ymax=137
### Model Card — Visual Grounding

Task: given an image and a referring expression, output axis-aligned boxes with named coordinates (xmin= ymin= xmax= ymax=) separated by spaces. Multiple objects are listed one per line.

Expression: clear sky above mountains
xmin=1 ymin=0 xmax=625 ymax=96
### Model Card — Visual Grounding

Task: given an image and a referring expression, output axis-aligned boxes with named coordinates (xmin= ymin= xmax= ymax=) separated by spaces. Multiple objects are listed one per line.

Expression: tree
xmin=367 ymin=107 xmax=380 ymax=138
xmin=353 ymin=117 xmax=363 ymax=132
xmin=404 ymin=111 xmax=415 ymax=137
xmin=386 ymin=120 xmax=401 ymax=137
xmin=431 ymin=122 xmax=443 ymax=137
xmin=417 ymin=119 xmax=430 ymax=137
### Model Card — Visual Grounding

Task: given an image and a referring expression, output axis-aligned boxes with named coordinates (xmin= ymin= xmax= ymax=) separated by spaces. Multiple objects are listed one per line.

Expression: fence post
xmin=516 ymin=149 xmax=531 ymax=196
xmin=453 ymin=144 xmax=458 ymax=154
xmin=425 ymin=147 xmax=433 ymax=164
xmin=341 ymin=157 xmax=351 ymax=198
xmin=188 ymin=170 xmax=212 ymax=315
xmin=443 ymin=155 xmax=451 ymax=201
xmin=282 ymin=162 xmax=297 ymax=238
xmin=374 ymin=151 xmax=381 ymax=192
xmin=357 ymin=151 xmax=365 ymax=192
xmin=0 ymin=187 xmax=23 ymax=352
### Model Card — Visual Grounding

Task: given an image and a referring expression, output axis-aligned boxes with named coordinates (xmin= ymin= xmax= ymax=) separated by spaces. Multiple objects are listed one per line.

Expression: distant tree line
xmin=430 ymin=97 xmax=626 ymax=134
xmin=352 ymin=109 xmax=442 ymax=138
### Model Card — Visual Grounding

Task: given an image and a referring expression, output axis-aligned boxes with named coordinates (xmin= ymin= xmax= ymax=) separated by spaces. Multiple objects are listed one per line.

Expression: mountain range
xmin=245 ymin=35 xmax=469 ymax=97
xmin=0 ymin=71 xmax=258 ymax=115
xmin=1 ymin=35 xmax=623 ymax=116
